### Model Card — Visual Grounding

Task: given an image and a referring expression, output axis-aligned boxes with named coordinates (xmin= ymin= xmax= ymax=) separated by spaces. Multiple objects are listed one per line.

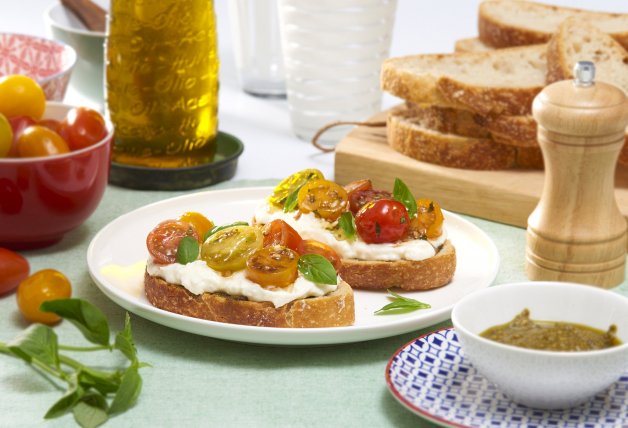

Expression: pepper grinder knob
xmin=526 ymin=61 xmax=628 ymax=288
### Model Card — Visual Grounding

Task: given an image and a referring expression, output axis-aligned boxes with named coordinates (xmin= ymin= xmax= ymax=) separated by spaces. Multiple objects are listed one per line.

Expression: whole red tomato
xmin=355 ymin=199 xmax=410 ymax=244
xmin=0 ymin=247 xmax=30 ymax=295
xmin=59 ymin=107 xmax=108 ymax=151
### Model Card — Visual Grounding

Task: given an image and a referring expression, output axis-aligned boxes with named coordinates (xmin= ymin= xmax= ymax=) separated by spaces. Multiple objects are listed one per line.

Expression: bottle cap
xmin=573 ymin=61 xmax=595 ymax=87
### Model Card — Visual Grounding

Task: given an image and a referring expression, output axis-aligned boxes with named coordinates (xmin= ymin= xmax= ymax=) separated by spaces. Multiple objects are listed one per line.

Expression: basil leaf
xmin=73 ymin=392 xmax=108 ymax=428
xmin=297 ymin=254 xmax=337 ymax=285
xmin=203 ymin=221 xmax=249 ymax=241
xmin=338 ymin=212 xmax=356 ymax=240
xmin=8 ymin=324 xmax=59 ymax=368
xmin=393 ymin=178 xmax=417 ymax=219
xmin=176 ymin=236 xmax=199 ymax=264
xmin=40 ymin=299 xmax=110 ymax=347
xmin=374 ymin=289 xmax=431 ymax=315
xmin=109 ymin=363 xmax=142 ymax=415
xmin=45 ymin=378 xmax=84 ymax=419
xmin=283 ymin=185 xmax=302 ymax=213
xmin=114 ymin=313 xmax=137 ymax=362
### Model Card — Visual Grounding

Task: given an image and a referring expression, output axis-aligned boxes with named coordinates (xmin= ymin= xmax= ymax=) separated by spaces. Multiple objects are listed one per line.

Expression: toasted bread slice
xmin=381 ymin=45 xmax=547 ymax=116
xmin=339 ymin=240 xmax=456 ymax=291
xmin=479 ymin=0 xmax=628 ymax=50
xmin=145 ymin=272 xmax=355 ymax=328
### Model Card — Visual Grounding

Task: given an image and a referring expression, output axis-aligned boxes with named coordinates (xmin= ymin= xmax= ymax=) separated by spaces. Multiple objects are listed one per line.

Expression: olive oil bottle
xmin=106 ymin=0 xmax=219 ymax=168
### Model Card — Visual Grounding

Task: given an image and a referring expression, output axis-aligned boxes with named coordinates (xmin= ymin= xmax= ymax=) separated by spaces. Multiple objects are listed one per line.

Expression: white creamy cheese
xmin=254 ymin=202 xmax=448 ymax=261
xmin=146 ymin=259 xmax=337 ymax=308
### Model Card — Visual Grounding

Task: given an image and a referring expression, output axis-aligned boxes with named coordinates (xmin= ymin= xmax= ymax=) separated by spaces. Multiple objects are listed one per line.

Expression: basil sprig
xmin=283 ymin=184 xmax=305 ymax=213
xmin=374 ymin=289 xmax=431 ymax=315
xmin=176 ymin=236 xmax=199 ymax=264
xmin=338 ymin=212 xmax=356 ymax=240
xmin=203 ymin=221 xmax=249 ymax=242
xmin=0 ymin=299 xmax=147 ymax=427
xmin=297 ymin=254 xmax=337 ymax=285
xmin=393 ymin=178 xmax=417 ymax=219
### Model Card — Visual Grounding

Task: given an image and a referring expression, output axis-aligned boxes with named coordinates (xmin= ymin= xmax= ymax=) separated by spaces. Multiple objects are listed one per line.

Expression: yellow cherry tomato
xmin=410 ymin=199 xmax=444 ymax=239
xmin=268 ymin=169 xmax=324 ymax=208
xmin=17 ymin=269 xmax=72 ymax=325
xmin=201 ymin=225 xmax=263 ymax=272
xmin=246 ymin=245 xmax=299 ymax=288
xmin=179 ymin=212 xmax=214 ymax=242
xmin=0 ymin=113 xmax=13 ymax=157
xmin=16 ymin=125 xmax=70 ymax=158
xmin=296 ymin=179 xmax=348 ymax=221
xmin=0 ymin=75 xmax=46 ymax=120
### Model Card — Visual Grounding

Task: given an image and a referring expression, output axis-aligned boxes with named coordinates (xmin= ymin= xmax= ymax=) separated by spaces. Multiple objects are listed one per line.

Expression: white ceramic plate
xmin=87 ymin=187 xmax=499 ymax=346
xmin=386 ymin=328 xmax=628 ymax=427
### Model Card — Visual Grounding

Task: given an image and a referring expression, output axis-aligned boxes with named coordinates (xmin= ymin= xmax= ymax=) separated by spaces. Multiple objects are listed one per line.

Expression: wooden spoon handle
xmin=61 ymin=0 xmax=106 ymax=32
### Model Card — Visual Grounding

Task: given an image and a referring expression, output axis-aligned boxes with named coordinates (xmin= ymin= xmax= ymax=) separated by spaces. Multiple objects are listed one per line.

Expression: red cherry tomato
xmin=37 ymin=118 xmax=62 ymax=132
xmin=344 ymin=179 xmax=372 ymax=195
xmin=16 ymin=125 xmax=70 ymax=158
xmin=355 ymin=199 xmax=410 ymax=244
xmin=8 ymin=115 xmax=36 ymax=157
xmin=146 ymin=220 xmax=199 ymax=264
xmin=296 ymin=239 xmax=342 ymax=270
xmin=348 ymin=189 xmax=392 ymax=215
xmin=16 ymin=269 xmax=72 ymax=325
xmin=262 ymin=219 xmax=303 ymax=251
xmin=0 ymin=248 xmax=30 ymax=295
xmin=59 ymin=107 xmax=108 ymax=150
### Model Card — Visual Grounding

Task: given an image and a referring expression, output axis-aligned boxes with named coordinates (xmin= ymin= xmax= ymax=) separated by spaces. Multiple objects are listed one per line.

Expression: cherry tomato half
xmin=0 ymin=113 xmax=13 ymax=158
xmin=348 ymin=189 xmax=392 ymax=215
xmin=179 ymin=212 xmax=214 ymax=242
xmin=59 ymin=107 xmax=108 ymax=151
xmin=16 ymin=125 xmax=70 ymax=158
xmin=262 ymin=219 xmax=303 ymax=251
xmin=268 ymin=169 xmax=324 ymax=208
xmin=0 ymin=248 xmax=30 ymax=295
xmin=16 ymin=269 xmax=72 ymax=325
xmin=201 ymin=225 xmax=263 ymax=272
xmin=296 ymin=239 xmax=342 ymax=271
xmin=410 ymin=199 xmax=444 ymax=239
xmin=297 ymin=179 xmax=348 ymax=221
xmin=343 ymin=179 xmax=372 ymax=195
xmin=0 ymin=75 xmax=46 ymax=120
xmin=147 ymin=220 xmax=199 ymax=264
xmin=246 ymin=245 xmax=299 ymax=288
xmin=355 ymin=199 xmax=410 ymax=244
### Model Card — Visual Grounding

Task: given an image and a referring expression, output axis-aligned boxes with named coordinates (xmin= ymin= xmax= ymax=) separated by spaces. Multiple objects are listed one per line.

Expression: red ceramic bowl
xmin=0 ymin=102 xmax=112 ymax=249
xmin=0 ymin=33 xmax=77 ymax=101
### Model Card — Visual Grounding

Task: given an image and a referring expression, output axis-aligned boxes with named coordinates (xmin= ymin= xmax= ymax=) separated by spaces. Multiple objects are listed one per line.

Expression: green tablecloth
xmin=1 ymin=179 xmax=627 ymax=428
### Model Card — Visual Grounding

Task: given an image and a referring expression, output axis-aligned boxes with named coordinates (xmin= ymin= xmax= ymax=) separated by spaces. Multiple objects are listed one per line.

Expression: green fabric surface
xmin=1 ymin=179 xmax=627 ymax=428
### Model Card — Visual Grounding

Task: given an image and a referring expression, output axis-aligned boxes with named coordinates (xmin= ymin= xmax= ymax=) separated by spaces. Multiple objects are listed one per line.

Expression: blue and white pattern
xmin=386 ymin=328 xmax=628 ymax=428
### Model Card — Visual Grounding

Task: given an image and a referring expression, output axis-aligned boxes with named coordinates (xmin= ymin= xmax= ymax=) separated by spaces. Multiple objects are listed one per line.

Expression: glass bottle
xmin=106 ymin=0 xmax=219 ymax=168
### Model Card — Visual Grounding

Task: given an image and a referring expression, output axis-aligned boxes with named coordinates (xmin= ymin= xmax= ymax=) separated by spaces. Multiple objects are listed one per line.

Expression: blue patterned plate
xmin=386 ymin=328 xmax=628 ymax=428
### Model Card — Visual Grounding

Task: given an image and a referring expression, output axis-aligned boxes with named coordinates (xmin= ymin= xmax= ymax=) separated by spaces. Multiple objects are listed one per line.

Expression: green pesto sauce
xmin=480 ymin=309 xmax=621 ymax=352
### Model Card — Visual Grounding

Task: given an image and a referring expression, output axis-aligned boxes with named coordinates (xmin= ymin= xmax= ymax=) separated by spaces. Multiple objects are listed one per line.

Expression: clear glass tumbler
xmin=229 ymin=0 xmax=286 ymax=97
xmin=278 ymin=0 xmax=397 ymax=143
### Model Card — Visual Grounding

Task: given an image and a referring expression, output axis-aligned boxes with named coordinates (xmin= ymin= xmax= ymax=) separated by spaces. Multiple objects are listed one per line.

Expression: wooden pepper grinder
xmin=526 ymin=61 xmax=628 ymax=288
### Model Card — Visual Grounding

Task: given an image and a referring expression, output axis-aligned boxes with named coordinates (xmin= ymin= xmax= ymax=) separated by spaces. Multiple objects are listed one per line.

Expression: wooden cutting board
xmin=334 ymin=111 xmax=628 ymax=229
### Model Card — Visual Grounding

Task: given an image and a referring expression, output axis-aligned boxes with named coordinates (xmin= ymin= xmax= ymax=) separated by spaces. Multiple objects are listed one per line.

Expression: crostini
xmin=254 ymin=171 xmax=456 ymax=291
xmin=143 ymin=212 xmax=355 ymax=328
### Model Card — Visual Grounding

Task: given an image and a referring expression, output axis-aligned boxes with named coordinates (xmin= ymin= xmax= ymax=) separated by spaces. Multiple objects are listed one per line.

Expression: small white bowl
xmin=451 ymin=282 xmax=628 ymax=409
xmin=44 ymin=2 xmax=106 ymax=105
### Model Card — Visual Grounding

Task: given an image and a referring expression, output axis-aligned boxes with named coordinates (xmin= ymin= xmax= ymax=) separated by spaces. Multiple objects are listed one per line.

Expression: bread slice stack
xmin=382 ymin=0 xmax=628 ymax=170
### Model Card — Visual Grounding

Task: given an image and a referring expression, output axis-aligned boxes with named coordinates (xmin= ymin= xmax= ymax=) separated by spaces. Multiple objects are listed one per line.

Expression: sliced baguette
xmin=546 ymin=16 xmax=628 ymax=93
xmin=388 ymin=105 xmax=543 ymax=169
xmin=381 ymin=45 xmax=547 ymax=116
xmin=339 ymin=240 xmax=456 ymax=291
xmin=479 ymin=0 xmax=628 ymax=50
xmin=144 ymin=272 xmax=355 ymax=328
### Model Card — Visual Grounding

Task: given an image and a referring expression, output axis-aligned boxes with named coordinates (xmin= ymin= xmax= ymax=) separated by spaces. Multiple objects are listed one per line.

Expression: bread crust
xmin=339 ymin=240 xmax=456 ymax=291
xmin=144 ymin=272 xmax=355 ymax=328
xmin=478 ymin=0 xmax=628 ymax=51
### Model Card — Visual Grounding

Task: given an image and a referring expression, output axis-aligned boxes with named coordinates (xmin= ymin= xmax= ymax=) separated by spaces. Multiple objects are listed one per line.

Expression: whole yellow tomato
xmin=17 ymin=269 xmax=72 ymax=325
xmin=0 ymin=75 xmax=46 ymax=120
